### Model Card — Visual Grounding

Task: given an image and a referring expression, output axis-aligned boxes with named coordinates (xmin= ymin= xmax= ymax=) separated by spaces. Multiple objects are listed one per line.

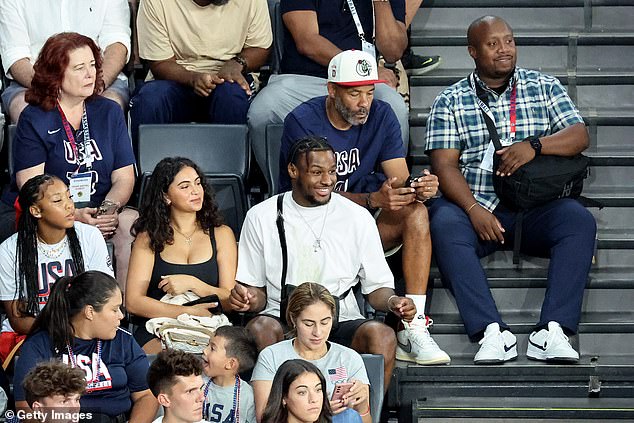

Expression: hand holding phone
xmin=330 ymin=382 xmax=354 ymax=403
xmin=404 ymin=175 xmax=418 ymax=188
xmin=95 ymin=199 xmax=120 ymax=216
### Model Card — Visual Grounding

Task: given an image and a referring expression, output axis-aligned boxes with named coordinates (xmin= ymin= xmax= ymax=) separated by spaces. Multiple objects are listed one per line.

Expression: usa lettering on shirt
xmin=334 ymin=148 xmax=361 ymax=192
xmin=62 ymin=352 xmax=113 ymax=392
xmin=37 ymin=259 xmax=77 ymax=305
xmin=63 ymin=136 xmax=103 ymax=166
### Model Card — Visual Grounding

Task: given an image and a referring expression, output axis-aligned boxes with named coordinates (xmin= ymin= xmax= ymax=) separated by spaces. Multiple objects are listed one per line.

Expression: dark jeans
xmin=429 ymin=197 xmax=596 ymax=339
xmin=129 ymin=78 xmax=252 ymax=149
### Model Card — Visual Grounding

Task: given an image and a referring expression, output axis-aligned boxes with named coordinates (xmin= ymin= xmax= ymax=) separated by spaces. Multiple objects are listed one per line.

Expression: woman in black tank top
xmin=126 ymin=157 xmax=238 ymax=353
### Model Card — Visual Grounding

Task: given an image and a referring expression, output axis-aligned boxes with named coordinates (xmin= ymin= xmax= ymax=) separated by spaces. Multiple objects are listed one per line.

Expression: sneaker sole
xmin=527 ymin=350 xmax=579 ymax=362
xmin=474 ymin=347 xmax=518 ymax=365
xmin=396 ymin=351 xmax=451 ymax=365
xmin=406 ymin=57 xmax=443 ymax=76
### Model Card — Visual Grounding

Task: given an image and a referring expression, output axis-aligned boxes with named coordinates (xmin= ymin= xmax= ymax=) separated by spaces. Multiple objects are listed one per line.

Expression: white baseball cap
xmin=327 ymin=50 xmax=386 ymax=87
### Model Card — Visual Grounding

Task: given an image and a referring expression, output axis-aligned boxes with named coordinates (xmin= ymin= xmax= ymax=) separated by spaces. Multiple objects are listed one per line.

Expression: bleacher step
xmin=412 ymin=397 xmax=634 ymax=420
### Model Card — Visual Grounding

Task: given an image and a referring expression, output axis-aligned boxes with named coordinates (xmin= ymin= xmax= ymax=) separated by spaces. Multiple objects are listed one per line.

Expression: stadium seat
xmin=264 ymin=123 xmax=284 ymax=196
xmin=137 ymin=124 xmax=249 ymax=237
xmin=361 ymin=353 xmax=384 ymax=423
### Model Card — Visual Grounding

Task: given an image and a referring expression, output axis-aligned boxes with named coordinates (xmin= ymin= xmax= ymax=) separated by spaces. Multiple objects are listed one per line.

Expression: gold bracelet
xmin=465 ymin=202 xmax=478 ymax=214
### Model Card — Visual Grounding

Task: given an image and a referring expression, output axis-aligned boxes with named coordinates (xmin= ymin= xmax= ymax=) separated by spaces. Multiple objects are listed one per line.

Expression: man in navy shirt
xmin=248 ymin=0 xmax=410 ymax=193
xmin=280 ymin=50 xmax=450 ymax=365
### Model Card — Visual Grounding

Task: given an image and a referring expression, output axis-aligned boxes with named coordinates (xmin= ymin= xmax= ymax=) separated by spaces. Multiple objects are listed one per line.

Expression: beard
xmin=334 ymin=96 xmax=369 ymax=126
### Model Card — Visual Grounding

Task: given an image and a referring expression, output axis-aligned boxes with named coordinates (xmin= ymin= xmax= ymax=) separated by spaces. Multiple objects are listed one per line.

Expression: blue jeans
xmin=429 ymin=197 xmax=596 ymax=339
xmin=332 ymin=408 xmax=363 ymax=423
xmin=129 ymin=79 xmax=251 ymax=148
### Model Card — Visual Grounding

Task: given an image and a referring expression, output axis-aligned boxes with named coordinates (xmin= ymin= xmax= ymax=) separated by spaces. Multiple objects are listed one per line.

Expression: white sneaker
xmin=396 ymin=317 xmax=451 ymax=365
xmin=527 ymin=321 xmax=579 ymax=362
xmin=474 ymin=322 xmax=518 ymax=364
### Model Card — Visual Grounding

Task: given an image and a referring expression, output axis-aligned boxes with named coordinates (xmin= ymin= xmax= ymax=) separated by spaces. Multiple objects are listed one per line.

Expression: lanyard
xmin=345 ymin=0 xmax=374 ymax=43
xmin=203 ymin=375 xmax=241 ymax=422
xmin=67 ymin=339 xmax=102 ymax=390
xmin=57 ymin=102 xmax=93 ymax=171
xmin=469 ymin=73 xmax=517 ymax=142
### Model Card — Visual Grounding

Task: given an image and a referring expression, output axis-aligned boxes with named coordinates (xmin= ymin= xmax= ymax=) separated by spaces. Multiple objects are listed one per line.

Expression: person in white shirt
xmin=230 ymin=136 xmax=416 ymax=392
xmin=0 ymin=0 xmax=131 ymax=121
xmin=0 ymin=174 xmax=112 ymax=363
xmin=147 ymin=349 xmax=206 ymax=423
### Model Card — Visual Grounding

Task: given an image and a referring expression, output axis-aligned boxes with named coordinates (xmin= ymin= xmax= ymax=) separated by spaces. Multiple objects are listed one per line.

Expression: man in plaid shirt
xmin=425 ymin=16 xmax=597 ymax=364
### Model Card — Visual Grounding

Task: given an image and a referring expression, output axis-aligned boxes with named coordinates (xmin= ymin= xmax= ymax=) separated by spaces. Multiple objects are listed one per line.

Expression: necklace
xmin=293 ymin=201 xmax=329 ymax=252
xmin=67 ymin=339 xmax=102 ymax=392
xmin=37 ymin=236 xmax=69 ymax=259
xmin=203 ymin=375 xmax=241 ymax=422
xmin=172 ymin=224 xmax=198 ymax=246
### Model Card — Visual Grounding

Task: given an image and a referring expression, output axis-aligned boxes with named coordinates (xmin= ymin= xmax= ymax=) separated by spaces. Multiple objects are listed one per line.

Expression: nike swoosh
xmin=48 ymin=128 xmax=61 ymax=134
xmin=397 ymin=338 xmax=412 ymax=353
xmin=528 ymin=339 xmax=547 ymax=351
xmin=504 ymin=341 xmax=518 ymax=352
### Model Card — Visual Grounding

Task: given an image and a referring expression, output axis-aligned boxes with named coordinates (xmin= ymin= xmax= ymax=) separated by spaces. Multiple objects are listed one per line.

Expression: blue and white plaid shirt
xmin=425 ymin=68 xmax=584 ymax=211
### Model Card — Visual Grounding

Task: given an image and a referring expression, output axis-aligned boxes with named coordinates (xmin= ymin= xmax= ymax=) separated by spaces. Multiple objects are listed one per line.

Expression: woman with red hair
xmin=0 ymin=32 xmax=137 ymax=291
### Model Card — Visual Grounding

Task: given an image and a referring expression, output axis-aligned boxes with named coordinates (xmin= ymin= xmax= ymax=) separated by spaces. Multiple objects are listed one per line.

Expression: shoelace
xmin=478 ymin=328 xmax=502 ymax=346
xmin=546 ymin=324 xmax=570 ymax=347
xmin=407 ymin=319 xmax=441 ymax=347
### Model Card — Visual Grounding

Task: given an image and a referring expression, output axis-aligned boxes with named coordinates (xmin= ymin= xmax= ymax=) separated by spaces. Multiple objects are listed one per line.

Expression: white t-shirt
xmin=0 ymin=0 xmax=131 ymax=77
xmin=251 ymin=339 xmax=369 ymax=398
xmin=236 ymin=193 xmax=393 ymax=321
xmin=153 ymin=418 xmax=204 ymax=423
xmin=0 ymin=222 xmax=113 ymax=332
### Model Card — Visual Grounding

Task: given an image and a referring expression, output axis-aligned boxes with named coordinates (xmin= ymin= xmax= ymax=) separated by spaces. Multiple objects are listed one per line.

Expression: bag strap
xmin=276 ymin=193 xmax=289 ymax=305
xmin=469 ymin=73 xmax=504 ymax=152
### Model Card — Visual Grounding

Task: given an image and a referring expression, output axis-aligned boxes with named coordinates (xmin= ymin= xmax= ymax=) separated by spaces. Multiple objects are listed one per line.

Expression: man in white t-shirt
xmin=0 ymin=0 xmax=131 ymax=122
xmin=230 ymin=136 xmax=417 ymax=391
xmin=147 ymin=350 xmax=205 ymax=423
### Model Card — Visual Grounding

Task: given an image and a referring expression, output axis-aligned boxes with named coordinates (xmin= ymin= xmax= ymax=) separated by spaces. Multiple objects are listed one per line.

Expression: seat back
xmin=265 ymin=123 xmax=284 ymax=195
xmin=7 ymin=124 xmax=15 ymax=177
xmin=137 ymin=124 xmax=249 ymax=236
xmin=266 ymin=0 xmax=284 ymax=74
xmin=361 ymin=353 xmax=384 ymax=423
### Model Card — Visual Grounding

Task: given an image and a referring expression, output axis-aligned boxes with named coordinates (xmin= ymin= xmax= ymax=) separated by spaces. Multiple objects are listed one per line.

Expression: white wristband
xmin=387 ymin=294 xmax=398 ymax=311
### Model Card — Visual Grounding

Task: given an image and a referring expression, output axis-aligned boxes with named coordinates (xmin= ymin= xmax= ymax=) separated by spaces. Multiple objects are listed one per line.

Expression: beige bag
xmin=156 ymin=324 xmax=215 ymax=354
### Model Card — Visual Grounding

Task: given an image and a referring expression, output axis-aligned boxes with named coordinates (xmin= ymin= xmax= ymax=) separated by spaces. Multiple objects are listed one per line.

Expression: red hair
xmin=26 ymin=32 xmax=105 ymax=111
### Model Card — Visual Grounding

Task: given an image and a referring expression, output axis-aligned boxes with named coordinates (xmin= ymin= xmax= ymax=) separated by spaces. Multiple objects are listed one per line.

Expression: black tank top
xmin=146 ymin=228 xmax=219 ymax=301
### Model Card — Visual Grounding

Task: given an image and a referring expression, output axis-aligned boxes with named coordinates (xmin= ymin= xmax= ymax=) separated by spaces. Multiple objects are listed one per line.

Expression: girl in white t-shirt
xmin=0 ymin=174 xmax=112 ymax=359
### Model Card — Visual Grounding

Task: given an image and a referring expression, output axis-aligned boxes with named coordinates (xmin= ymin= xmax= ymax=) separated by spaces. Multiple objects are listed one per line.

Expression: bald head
xmin=467 ymin=16 xmax=513 ymax=47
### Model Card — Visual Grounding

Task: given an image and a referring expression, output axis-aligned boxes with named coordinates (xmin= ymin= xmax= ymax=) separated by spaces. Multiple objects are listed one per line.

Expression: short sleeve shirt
xmin=251 ymin=339 xmax=369 ymax=397
xmin=280 ymin=0 xmax=405 ymax=77
xmin=279 ymin=96 xmax=404 ymax=193
xmin=138 ymin=0 xmax=272 ymax=77
xmin=425 ymin=68 xmax=585 ymax=211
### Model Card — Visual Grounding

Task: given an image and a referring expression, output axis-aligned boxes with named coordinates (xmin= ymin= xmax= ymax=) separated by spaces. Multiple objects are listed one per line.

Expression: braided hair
xmin=15 ymin=174 xmax=85 ymax=318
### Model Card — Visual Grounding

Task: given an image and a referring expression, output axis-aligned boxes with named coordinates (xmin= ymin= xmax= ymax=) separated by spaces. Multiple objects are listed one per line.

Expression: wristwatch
xmin=231 ymin=54 xmax=248 ymax=74
xmin=526 ymin=135 xmax=542 ymax=156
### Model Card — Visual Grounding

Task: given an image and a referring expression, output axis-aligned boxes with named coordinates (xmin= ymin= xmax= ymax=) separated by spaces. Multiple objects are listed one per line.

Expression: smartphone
xmin=95 ymin=199 xmax=119 ymax=216
xmin=330 ymin=382 xmax=354 ymax=402
xmin=183 ymin=294 xmax=222 ymax=314
xmin=404 ymin=175 xmax=419 ymax=189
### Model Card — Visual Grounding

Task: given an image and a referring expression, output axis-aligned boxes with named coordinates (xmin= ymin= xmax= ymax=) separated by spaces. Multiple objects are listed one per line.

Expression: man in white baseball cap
xmin=279 ymin=49 xmax=451 ymax=367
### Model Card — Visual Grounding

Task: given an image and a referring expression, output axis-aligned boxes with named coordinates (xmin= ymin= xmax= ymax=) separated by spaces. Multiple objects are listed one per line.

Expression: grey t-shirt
xmin=251 ymin=339 xmax=369 ymax=397
xmin=202 ymin=378 xmax=256 ymax=423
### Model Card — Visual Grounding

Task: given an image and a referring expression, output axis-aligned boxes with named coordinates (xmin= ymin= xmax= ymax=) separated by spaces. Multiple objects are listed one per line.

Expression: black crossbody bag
xmin=471 ymin=74 xmax=590 ymax=211
xmin=276 ymin=193 xmax=349 ymax=327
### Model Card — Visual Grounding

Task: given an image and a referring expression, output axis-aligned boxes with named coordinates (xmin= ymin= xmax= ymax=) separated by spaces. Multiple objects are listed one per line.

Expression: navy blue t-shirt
xmin=279 ymin=96 xmax=404 ymax=193
xmin=280 ymin=0 xmax=406 ymax=77
xmin=13 ymin=328 xmax=150 ymax=417
xmin=5 ymin=96 xmax=136 ymax=207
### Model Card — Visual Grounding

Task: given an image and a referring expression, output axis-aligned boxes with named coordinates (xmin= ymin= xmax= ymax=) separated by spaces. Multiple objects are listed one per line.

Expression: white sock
xmin=406 ymin=294 xmax=426 ymax=322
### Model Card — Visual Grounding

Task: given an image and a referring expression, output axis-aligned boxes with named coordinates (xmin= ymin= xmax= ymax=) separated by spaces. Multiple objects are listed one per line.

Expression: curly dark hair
xmin=25 ymin=32 xmax=105 ymax=111
xmin=23 ymin=360 xmax=86 ymax=407
xmin=132 ymin=157 xmax=223 ymax=253
xmin=16 ymin=174 xmax=85 ymax=318
xmin=147 ymin=349 xmax=203 ymax=397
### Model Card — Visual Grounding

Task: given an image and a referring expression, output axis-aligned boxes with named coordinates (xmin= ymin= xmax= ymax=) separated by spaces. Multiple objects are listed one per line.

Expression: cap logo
xmin=356 ymin=59 xmax=371 ymax=77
